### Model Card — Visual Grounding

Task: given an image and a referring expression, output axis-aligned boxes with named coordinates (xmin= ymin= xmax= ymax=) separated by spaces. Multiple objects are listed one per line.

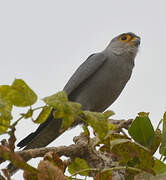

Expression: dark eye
xmin=121 ymin=36 xmax=127 ymax=41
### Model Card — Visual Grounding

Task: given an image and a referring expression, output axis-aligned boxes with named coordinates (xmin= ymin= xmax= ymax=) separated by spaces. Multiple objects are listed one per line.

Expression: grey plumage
xmin=8 ymin=32 xmax=140 ymax=174
xmin=17 ymin=32 xmax=140 ymax=150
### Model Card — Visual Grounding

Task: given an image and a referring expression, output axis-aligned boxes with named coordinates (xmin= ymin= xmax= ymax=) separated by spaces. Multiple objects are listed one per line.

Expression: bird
xmin=8 ymin=32 xmax=140 ymax=173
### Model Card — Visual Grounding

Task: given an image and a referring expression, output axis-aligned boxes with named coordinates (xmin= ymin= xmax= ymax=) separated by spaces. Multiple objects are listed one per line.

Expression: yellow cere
xmin=129 ymin=36 xmax=137 ymax=45
xmin=131 ymin=37 xmax=136 ymax=41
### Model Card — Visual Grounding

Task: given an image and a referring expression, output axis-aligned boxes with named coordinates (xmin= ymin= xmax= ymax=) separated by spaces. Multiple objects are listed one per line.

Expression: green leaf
xmin=56 ymin=104 xmax=80 ymax=130
xmin=101 ymin=133 xmax=127 ymax=151
xmin=150 ymin=129 xmax=161 ymax=155
xmin=60 ymin=116 xmax=75 ymax=130
xmin=68 ymin=102 xmax=82 ymax=116
xmin=22 ymin=108 xmax=34 ymax=119
xmin=83 ymin=124 xmax=90 ymax=137
xmin=111 ymin=139 xmax=154 ymax=171
xmin=104 ymin=110 xmax=115 ymax=131
xmin=128 ymin=112 xmax=155 ymax=148
xmin=153 ymin=159 xmax=166 ymax=174
xmin=43 ymin=91 xmax=68 ymax=106
xmin=84 ymin=111 xmax=109 ymax=141
xmin=0 ymin=85 xmax=14 ymax=133
xmin=0 ymin=85 xmax=14 ymax=106
xmin=11 ymin=79 xmax=37 ymax=107
xmin=34 ymin=106 xmax=52 ymax=124
xmin=44 ymin=91 xmax=82 ymax=131
xmin=68 ymin=157 xmax=90 ymax=176
xmin=103 ymin=110 xmax=115 ymax=119
xmin=44 ymin=92 xmax=72 ymax=126
xmin=0 ymin=98 xmax=12 ymax=134
xmin=159 ymin=112 xmax=166 ymax=156
xmin=60 ymin=102 xmax=82 ymax=130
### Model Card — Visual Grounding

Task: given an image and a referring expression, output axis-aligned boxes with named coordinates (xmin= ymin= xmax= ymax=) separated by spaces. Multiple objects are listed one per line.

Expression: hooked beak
xmin=132 ymin=36 xmax=141 ymax=47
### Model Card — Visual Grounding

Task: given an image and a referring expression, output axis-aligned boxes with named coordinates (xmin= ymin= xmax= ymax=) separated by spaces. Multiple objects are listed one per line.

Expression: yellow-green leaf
xmin=0 ymin=98 xmax=12 ymax=134
xmin=150 ymin=129 xmax=161 ymax=155
xmin=60 ymin=102 xmax=82 ymax=130
xmin=101 ymin=133 xmax=128 ymax=150
xmin=84 ymin=111 xmax=109 ymax=141
xmin=0 ymin=85 xmax=15 ymax=106
xmin=83 ymin=124 xmax=90 ymax=137
xmin=128 ymin=112 xmax=155 ymax=148
xmin=34 ymin=106 xmax=52 ymax=124
xmin=111 ymin=139 xmax=154 ymax=171
xmin=43 ymin=91 xmax=82 ymax=131
xmin=22 ymin=108 xmax=34 ymax=119
xmin=103 ymin=110 xmax=115 ymax=119
xmin=43 ymin=91 xmax=68 ymax=106
xmin=68 ymin=102 xmax=82 ymax=115
xmin=153 ymin=159 xmax=166 ymax=174
xmin=68 ymin=157 xmax=90 ymax=176
xmin=11 ymin=79 xmax=37 ymax=107
xmin=159 ymin=112 xmax=166 ymax=156
xmin=60 ymin=116 xmax=75 ymax=130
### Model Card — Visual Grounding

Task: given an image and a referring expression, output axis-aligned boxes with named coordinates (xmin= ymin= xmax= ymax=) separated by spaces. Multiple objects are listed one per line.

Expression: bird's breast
xmin=72 ymin=58 xmax=133 ymax=112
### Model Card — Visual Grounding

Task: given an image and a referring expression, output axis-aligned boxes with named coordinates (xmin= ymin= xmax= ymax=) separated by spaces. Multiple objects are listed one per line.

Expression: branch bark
xmin=6 ymin=118 xmax=133 ymax=179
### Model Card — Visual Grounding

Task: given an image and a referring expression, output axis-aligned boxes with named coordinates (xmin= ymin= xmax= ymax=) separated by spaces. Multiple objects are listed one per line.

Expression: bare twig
xmin=111 ymin=119 xmax=133 ymax=132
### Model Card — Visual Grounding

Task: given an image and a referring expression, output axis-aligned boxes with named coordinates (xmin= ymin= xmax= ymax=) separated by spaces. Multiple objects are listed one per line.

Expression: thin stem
xmin=156 ymin=119 xmax=163 ymax=130
xmin=11 ymin=106 xmax=46 ymax=127
xmin=70 ymin=166 xmax=141 ymax=178
xmin=11 ymin=116 xmax=24 ymax=127
xmin=70 ymin=168 xmax=100 ymax=177
xmin=101 ymin=166 xmax=141 ymax=173
xmin=32 ymin=106 xmax=46 ymax=111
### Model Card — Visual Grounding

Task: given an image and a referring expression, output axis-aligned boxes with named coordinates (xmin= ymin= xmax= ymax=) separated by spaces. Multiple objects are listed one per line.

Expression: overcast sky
xmin=0 ymin=0 xmax=166 ymax=179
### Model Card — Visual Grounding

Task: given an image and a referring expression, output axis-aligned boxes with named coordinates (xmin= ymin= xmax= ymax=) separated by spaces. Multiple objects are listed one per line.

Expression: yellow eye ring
xmin=119 ymin=34 xmax=131 ymax=42
xmin=121 ymin=36 xmax=127 ymax=41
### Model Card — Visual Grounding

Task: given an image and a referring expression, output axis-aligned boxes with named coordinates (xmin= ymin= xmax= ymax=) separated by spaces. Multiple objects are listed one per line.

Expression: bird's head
xmin=106 ymin=32 xmax=141 ymax=58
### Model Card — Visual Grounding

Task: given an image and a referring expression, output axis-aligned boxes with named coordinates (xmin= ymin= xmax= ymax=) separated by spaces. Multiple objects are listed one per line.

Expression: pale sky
xmin=0 ymin=1 xmax=166 ymax=179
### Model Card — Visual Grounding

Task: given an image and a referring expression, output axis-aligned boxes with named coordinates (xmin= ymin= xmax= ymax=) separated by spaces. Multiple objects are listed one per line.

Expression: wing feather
xmin=63 ymin=53 xmax=107 ymax=96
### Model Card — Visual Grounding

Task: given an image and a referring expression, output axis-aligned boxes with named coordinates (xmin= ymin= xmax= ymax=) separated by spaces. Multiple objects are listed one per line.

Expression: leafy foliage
xmin=68 ymin=157 xmax=90 ymax=176
xmin=84 ymin=111 xmax=110 ymax=141
xmin=43 ymin=91 xmax=82 ymax=131
xmin=159 ymin=112 xmax=166 ymax=156
xmin=0 ymin=98 xmax=12 ymax=134
xmin=11 ymin=79 xmax=37 ymax=107
xmin=0 ymin=79 xmax=166 ymax=180
xmin=34 ymin=106 xmax=52 ymax=124
xmin=111 ymin=139 xmax=154 ymax=172
xmin=128 ymin=112 xmax=155 ymax=148
xmin=0 ymin=79 xmax=37 ymax=134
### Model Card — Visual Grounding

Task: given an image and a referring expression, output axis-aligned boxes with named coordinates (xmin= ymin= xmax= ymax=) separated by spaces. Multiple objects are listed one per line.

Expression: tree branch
xmin=6 ymin=118 xmax=133 ymax=179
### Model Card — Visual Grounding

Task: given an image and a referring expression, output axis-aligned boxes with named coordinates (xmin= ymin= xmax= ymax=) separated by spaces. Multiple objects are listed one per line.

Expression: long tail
xmin=7 ymin=111 xmax=64 ymax=175
xmin=18 ymin=110 xmax=63 ymax=149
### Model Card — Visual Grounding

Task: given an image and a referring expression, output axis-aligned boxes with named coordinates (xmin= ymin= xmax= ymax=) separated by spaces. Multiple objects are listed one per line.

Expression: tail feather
xmin=17 ymin=109 xmax=56 ymax=148
xmin=17 ymin=132 xmax=36 ymax=149
xmin=8 ymin=109 xmax=81 ymax=175
xmin=7 ymin=110 xmax=64 ymax=175
xmin=23 ymin=117 xmax=63 ymax=150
